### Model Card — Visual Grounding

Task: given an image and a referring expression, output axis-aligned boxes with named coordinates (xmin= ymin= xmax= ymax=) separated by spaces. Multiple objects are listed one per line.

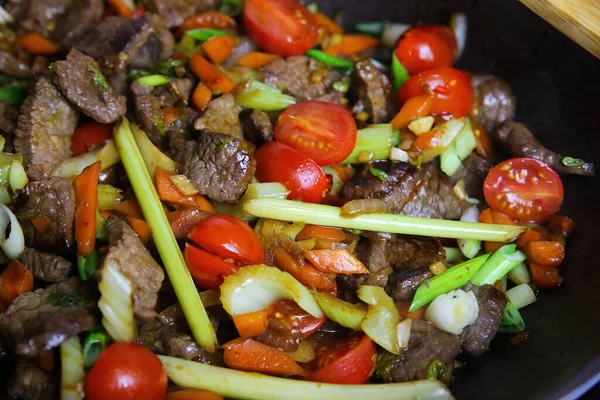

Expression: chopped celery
xmin=255 ymin=219 xmax=305 ymax=241
xmin=314 ymin=291 xmax=366 ymax=331
xmin=410 ymin=254 xmax=491 ymax=311
xmin=457 ymin=206 xmax=481 ymax=259
xmin=77 ymin=250 xmax=98 ymax=281
xmin=244 ymin=198 xmax=525 ymax=241
xmin=60 ymin=336 xmax=86 ymax=400
xmin=341 ymin=124 xmax=393 ymax=164
xmin=507 ymin=262 xmax=531 ymax=285
xmin=392 ymin=53 xmax=409 ymax=91
xmin=97 ymin=184 xmax=123 ymax=210
xmin=0 ymin=84 xmax=28 ymax=107
xmin=506 ymin=283 xmax=537 ymax=309
xmin=0 ymin=187 xmax=10 ymax=204
xmin=136 ymin=74 xmax=173 ymax=87
xmin=175 ymin=35 xmax=197 ymax=56
xmin=8 ymin=160 xmax=27 ymax=192
xmin=499 ymin=303 xmax=525 ymax=333
xmin=357 ymin=286 xmax=402 ymax=354
xmin=421 ymin=118 xmax=466 ymax=163
xmin=52 ymin=140 xmax=121 ymax=178
xmin=444 ymin=247 xmax=463 ymax=263
xmin=220 ymin=264 xmax=323 ymax=318
xmin=98 ymin=263 xmax=136 ymax=343
xmin=355 ymin=22 xmax=385 ymax=37
xmin=234 ymin=80 xmax=296 ymax=111
xmin=306 ymin=50 xmax=353 ymax=72
xmin=213 ymin=182 xmax=290 ymax=222
xmin=83 ymin=330 xmax=108 ymax=368
xmin=440 ymin=119 xmax=476 ymax=176
xmin=186 ymin=28 xmax=228 ymax=41
xmin=470 ymin=244 xmax=526 ymax=286
xmin=131 ymin=124 xmax=177 ymax=177
xmin=115 ymin=118 xmax=217 ymax=350
xmin=159 ymin=355 xmax=454 ymax=400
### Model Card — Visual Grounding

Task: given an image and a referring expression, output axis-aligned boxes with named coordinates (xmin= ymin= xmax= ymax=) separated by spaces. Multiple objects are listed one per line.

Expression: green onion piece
xmin=185 ymin=28 xmax=228 ymax=41
xmin=97 ymin=184 xmax=123 ymax=210
xmin=306 ymin=49 xmax=354 ymax=72
xmin=77 ymin=250 xmax=98 ymax=281
xmin=499 ymin=302 xmax=525 ymax=333
xmin=440 ymin=119 xmax=477 ymax=176
xmin=562 ymin=157 xmax=585 ymax=167
xmin=234 ymin=80 xmax=296 ymax=111
xmin=369 ymin=167 xmax=389 ymax=182
xmin=83 ymin=331 xmax=108 ymax=368
xmin=136 ymin=74 xmax=173 ymax=87
xmin=114 ymin=118 xmax=217 ymax=351
xmin=341 ymin=124 xmax=393 ymax=164
xmin=127 ymin=69 xmax=151 ymax=81
xmin=175 ymin=35 xmax=197 ymax=56
xmin=0 ymin=84 xmax=28 ymax=107
xmin=153 ymin=58 xmax=185 ymax=77
xmin=244 ymin=198 xmax=525 ymax=242
xmin=88 ymin=65 xmax=110 ymax=90
xmin=392 ymin=53 xmax=409 ymax=92
xmin=213 ymin=182 xmax=290 ymax=222
xmin=159 ymin=356 xmax=453 ymax=400
xmin=218 ymin=0 xmax=244 ymax=16
xmin=444 ymin=247 xmax=463 ymax=263
xmin=426 ymin=360 xmax=448 ymax=380
xmin=391 ymin=129 xmax=401 ymax=147
xmin=355 ymin=22 xmax=385 ymax=37
xmin=96 ymin=211 xmax=108 ymax=241
xmin=507 ymin=262 xmax=531 ymax=285
xmin=470 ymin=244 xmax=526 ymax=286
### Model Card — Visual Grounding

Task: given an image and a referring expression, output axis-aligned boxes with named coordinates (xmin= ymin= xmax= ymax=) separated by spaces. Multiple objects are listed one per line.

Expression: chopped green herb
xmin=562 ymin=157 xmax=585 ymax=167
xmin=426 ymin=360 xmax=447 ymax=380
xmin=88 ymin=65 xmax=110 ymax=90
xmin=392 ymin=129 xmax=401 ymax=147
xmin=369 ymin=167 xmax=389 ymax=182
xmin=217 ymin=136 xmax=235 ymax=151
xmin=154 ymin=116 xmax=165 ymax=134
xmin=0 ymin=84 xmax=28 ymax=107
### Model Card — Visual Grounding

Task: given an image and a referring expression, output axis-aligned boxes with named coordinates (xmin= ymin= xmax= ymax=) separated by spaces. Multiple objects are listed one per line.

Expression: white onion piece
xmin=506 ymin=284 xmax=537 ymax=309
xmin=396 ymin=318 xmax=412 ymax=349
xmin=0 ymin=6 xmax=13 ymax=24
xmin=390 ymin=147 xmax=409 ymax=162
xmin=450 ymin=12 xmax=468 ymax=60
xmin=425 ymin=289 xmax=479 ymax=335
xmin=460 ymin=206 xmax=480 ymax=223
xmin=382 ymin=23 xmax=411 ymax=48
xmin=340 ymin=199 xmax=389 ymax=217
xmin=0 ymin=204 xmax=24 ymax=259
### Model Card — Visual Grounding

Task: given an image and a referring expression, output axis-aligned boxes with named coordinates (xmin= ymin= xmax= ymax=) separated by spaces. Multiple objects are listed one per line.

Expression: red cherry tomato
xmin=307 ymin=334 xmax=376 ymax=384
xmin=255 ymin=141 xmax=329 ymax=204
xmin=395 ymin=25 xmax=457 ymax=75
xmin=184 ymin=244 xmax=241 ymax=290
xmin=274 ymin=101 xmax=357 ymax=166
xmin=484 ymin=158 xmax=564 ymax=224
xmin=269 ymin=300 xmax=327 ymax=338
xmin=71 ymin=122 xmax=113 ymax=156
xmin=243 ymin=0 xmax=318 ymax=56
xmin=398 ymin=67 xmax=473 ymax=117
xmin=87 ymin=343 xmax=167 ymax=400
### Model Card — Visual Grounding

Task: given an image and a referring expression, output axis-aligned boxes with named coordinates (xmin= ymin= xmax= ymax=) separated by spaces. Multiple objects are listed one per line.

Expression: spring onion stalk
xmin=381 ymin=23 xmax=411 ymax=48
xmin=8 ymin=160 xmax=28 ymax=192
xmin=392 ymin=53 xmax=409 ymax=91
xmin=424 ymin=289 xmax=479 ymax=335
xmin=444 ymin=247 xmax=463 ymax=263
xmin=0 ymin=204 xmax=24 ymax=259
xmin=234 ymin=80 xmax=296 ymax=111
xmin=314 ymin=291 xmax=367 ymax=331
xmin=115 ymin=118 xmax=217 ymax=350
xmin=60 ymin=336 xmax=85 ymax=400
xmin=410 ymin=254 xmax=491 ymax=311
xmin=0 ymin=84 xmax=28 ymax=107
xmin=341 ymin=124 xmax=394 ymax=164
xmin=355 ymin=21 xmax=386 ymax=37
xmin=450 ymin=12 xmax=468 ymax=59
xmin=96 ymin=211 xmax=108 ymax=241
xmin=160 ymin=355 xmax=453 ymax=400
xmin=357 ymin=286 xmax=402 ymax=354
xmin=83 ymin=331 xmax=108 ymax=368
xmin=0 ymin=187 xmax=10 ymax=204
xmin=470 ymin=244 xmax=527 ymax=286
xmin=457 ymin=206 xmax=482 ymax=259
xmin=136 ymin=74 xmax=173 ymax=87
xmin=220 ymin=265 xmax=323 ymax=318
xmin=130 ymin=124 xmax=177 ymax=176
xmin=244 ymin=198 xmax=525 ymax=242
xmin=0 ymin=5 xmax=14 ymax=24
xmin=507 ymin=262 xmax=531 ymax=285
xmin=421 ymin=118 xmax=467 ymax=163
xmin=98 ymin=255 xmax=136 ymax=342
xmin=306 ymin=49 xmax=354 ymax=73
xmin=97 ymin=185 xmax=123 ymax=210
xmin=506 ymin=283 xmax=537 ymax=309
xmin=175 ymin=35 xmax=197 ymax=57
xmin=499 ymin=302 xmax=525 ymax=333
xmin=440 ymin=119 xmax=477 ymax=176
xmin=213 ymin=182 xmax=290 ymax=222
xmin=185 ymin=28 xmax=228 ymax=41
xmin=77 ymin=250 xmax=98 ymax=281
xmin=52 ymin=140 xmax=121 ymax=178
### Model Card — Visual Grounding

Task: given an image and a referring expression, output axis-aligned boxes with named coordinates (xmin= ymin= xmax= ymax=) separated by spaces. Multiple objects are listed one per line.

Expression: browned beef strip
xmin=7 ymin=360 xmax=55 ymax=400
xmin=259 ymin=56 xmax=344 ymax=103
xmin=148 ymin=0 xmax=219 ymax=29
xmin=20 ymin=247 xmax=73 ymax=283
xmin=0 ymin=26 xmax=32 ymax=78
xmin=341 ymin=161 xmax=469 ymax=220
xmin=387 ymin=235 xmax=446 ymax=271
xmin=18 ymin=177 xmax=76 ymax=250
xmin=14 ymin=77 xmax=78 ymax=181
xmin=387 ymin=268 xmax=433 ymax=300
xmin=470 ymin=74 xmax=516 ymax=132
xmin=496 ymin=120 xmax=594 ymax=176
xmin=0 ymin=277 xmax=96 ymax=357
xmin=447 ymin=153 xmax=492 ymax=200
xmin=193 ymin=94 xmax=242 ymax=140
xmin=461 ymin=283 xmax=507 ymax=356
xmin=375 ymin=329 xmax=461 ymax=384
xmin=104 ymin=216 xmax=165 ymax=320
xmin=170 ymin=131 xmax=256 ymax=203
xmin=351 ymin=59 xmax=396 ymax=123
xmin=241 ymin=109 xmax=273 ymax=146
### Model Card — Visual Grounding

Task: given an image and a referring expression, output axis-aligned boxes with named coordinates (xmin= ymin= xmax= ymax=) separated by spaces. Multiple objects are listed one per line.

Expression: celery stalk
xmin=444 ymin=247 xmax=463 ymax=263
xmin=421 ymin=118 xmax=466 ymax=163
xmin=131 ymin=125 xmax=177 ymax=177
xmin=314 ymin=292 xmax=366 ymax=331
xmin=159 ymin=356 xmax=453 ymax=400
xmin=52 ymin=140 xmax=121 ymax=178
xmin=97 ymin=184 xmax=123 ymax=210
xmin=357 ymin=286 xmax=402 ymax=354
xmin=244 ymin=198 xmax=525 ymax=241
xmin=440 ymin=119 xmax=476 ymax=176
xmin=234 ymin=80 xmax=296 ymax=111
xmin=60 ymin=336 xmax=86 ymax=400
xmin=505 ymin=283 xmax=537 ymax=309
xmin=507 ymin=262 xmax=531 ymax=285
xmin=114 ymin=118 xmax=217 ymax=351
xmin=470 ymin=244 xmax=526 ymax=286
xmin=213 ymin=182 xmax=290 ymax=222
xmin=457 ymin=206 xmax=481 ymax=259
xmin=341 ymin=124 xmax=393 ymax=164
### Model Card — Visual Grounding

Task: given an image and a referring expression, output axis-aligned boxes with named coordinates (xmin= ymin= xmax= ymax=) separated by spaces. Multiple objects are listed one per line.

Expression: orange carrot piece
xmin=36 ymin=350 xmax=55 ymax=372
xmin=202 ymin=35 xmax=237 ymax=65
xmin=166 ymin=389 xmax=224 ymax=400
xmin=127 ymin=217 xmax=152 ymax=244
xmin=189 ymin=53 xmax=235 ymax=94
xmin=194 ymin=194 xmax=216 ymax=213
xmin=223 ymin=338 xmax=306 ymax=376
xmin=74 ymin=161 xmax=101 ymax=256
xmin=296 ymin=225 xmax=346 ymax=242
xmin=0 ymin=261 xmax=34 ymax=306
xmin=16 ymin=33 xmax=59 ymax=55
xmin=480 ymin=208 xmax=519 ymax=253
xmin=395 ymin=300 xmax=426 ymax=321
xmin=106 ymin=0 xmax=133 ymax=18
xmin=547 ymin=215 xmax=575 ymax=238
xmin=529 ymin=262 xmax=562 ymax=289
xmin=232 ymin=310 xmax=269 ymax=338
xmin=524 ymin=241 xmax=565 ymax=268
xmin=155 ymin=167 xmax=197 ymax=206
xmin=191 ymin=82 xmax=212 ymax=112
xmin=168 ymin=208 xmax=212 ymax=240
xmin=31 ymin=216 xmax=53 ymax=234
xmin=98 ymin=210 xmax=113 ymax=219
xmin=329 ymin=164 xmax=350 ymax=183
xmin=178 ymin=11 xmax=236 ymax=34
xmin=272 ymin=247 xmax=336 ymax=292
xmin=516 ymin=228 xmax=544 ymax=249
xmin=115 ymin=200 xmax=144 ymax=219
xmin=315 ymin=13 xmax=343 ymax=34
xmin=237 ymin=52 xmax=280 ymax=69
xmin=163 ymin=107 xmax=183 ymax=127
xmin=323 ymin=34 xmax=380 ymax=56
xmin=304 ymin=249 xmax=369 ymax=275
xmin=391 ymin=95 xmax=433 ymax=129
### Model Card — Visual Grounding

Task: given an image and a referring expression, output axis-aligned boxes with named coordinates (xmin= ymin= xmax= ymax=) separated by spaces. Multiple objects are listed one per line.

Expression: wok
xmin=314 ymin=0 xmax=600 ymax=399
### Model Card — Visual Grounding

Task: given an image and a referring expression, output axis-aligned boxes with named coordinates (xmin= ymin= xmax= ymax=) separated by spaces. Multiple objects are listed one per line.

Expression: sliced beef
xmin=14 ymin=77 xmax=78 ymax=181
xmin=387 ymin=235 xmax=446 ymax=271
xmin=0 ymin=26 xmax=32 ymax=78
xmin=170 ymin=131 xmax=256 ymax=203
xmin=104 ymin=216 xmax=165 ymax=320
xmin=341 ymin=161 xmax=469 ymax=220
xmin=461 ymin=283 xmax=507 ymax=356
xmin=496 ymin=120 xmax=594 ymax=176
xmin=447 ymin=153 xmax=492 ymax=200
xmin=148 ymin=0 xmax=219 ymax=29
xmin=470 ymin=74 xmax=516 ymax=132
xmin=0 ymin=277 xmax=96 ymax=357
xmin=375 ymin=329 xmax=461 ymax=384
xmin=241 ymin=109 xmax=273 ymax=146
xmin=193 ymin=94 xmax=242 ymax=140
xmin=7 ymin=360 xmax=55 ymax=400
xmin=20 ymin=247 xmax=73 ymax=282
xmin=386 ymin=268 xmax=433 ymax=300
xmin=53 ymin=49 xmax=126 ymax=124
xmin=18 ymin=177 xmax=76 ymax=250
xmin=259 ymin=56 xmax=344 ymax=103
xmin=351 ymin=59 xmax=395 ymax=123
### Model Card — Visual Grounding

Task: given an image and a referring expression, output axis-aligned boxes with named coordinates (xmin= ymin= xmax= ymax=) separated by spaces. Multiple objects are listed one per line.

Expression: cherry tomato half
xmin=71 ymin=122 xmax=113 ymax=156
xmin=184 ymin=244 xmax=240 ymax=290
xmin=243 ymin=0 xmax=318 ymax=56
xmin=87 ymin=343 xmax=167 ymax=400
xmin=307 ymin=334 xmax=376 ymax=384
xmin=395 ymin=25 xmax=457 ymax=75
xmin=398 ymin=67 xmax=473 ymax=117
xmin=484 ymin=158 xmax=564 ymax=224
xmin=275 ymin=101 xmax=357 ymax=166
xmin=255 ymin=141 xmax=329 ymax=204
xmin=270 ymin=300 xmax=327 ymax=338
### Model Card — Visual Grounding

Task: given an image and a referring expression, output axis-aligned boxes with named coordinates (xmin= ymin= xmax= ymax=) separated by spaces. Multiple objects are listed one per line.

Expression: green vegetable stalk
xmin=306 ymin=49 xmax=354 ymax=73
xmin=392 ymin=53 xmax=409 ymax=91
xmin=499 ymin=303 xmax=525 ymax=333
xmin=341 ymin=124 xmax=393 ymax=164
xmin=234 ymin=80 xmax=296 ymax=111
xmin=213 ymin=182 xmax=290 ymax=222
xmin=136 ymin=74 xmax=173 ymax=87
xmin=470 ymin=244 xmax=526 ymax=286
xmin=77 ymin=250 xmax=98 ymax=281
xmin=186 ymin=28 xmax=228 ymax=41
xmin=358 ymin=286 xmax=402 ymax=354
xmin=83 ymin=330 xmax=108 ymax=368
xmin=314 ymin=291 xmax=366 ymax=331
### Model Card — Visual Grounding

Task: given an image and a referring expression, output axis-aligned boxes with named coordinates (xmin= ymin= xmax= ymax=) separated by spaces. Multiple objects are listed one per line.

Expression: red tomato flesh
xmin=275 ymin=101 xmax=357 ymax=166
xmin=395 ymin=25 xmax=457 ymax=75
xmin=71 ymin=122 xmax=113 ymax=156
xmin=269 ymin=300 xmax=327 ymax=338
xmin=243 ymin=0 xmax=318 ymax=56
xmin=484 ymin=158 xmax=564 ymax=224
xmin=87 ymin=343 xmax=167 ymax=400
xmin=255 ymin=141 xmax=329 ymax=204
xmin=184 ymin=244 xmax=240 ymax=290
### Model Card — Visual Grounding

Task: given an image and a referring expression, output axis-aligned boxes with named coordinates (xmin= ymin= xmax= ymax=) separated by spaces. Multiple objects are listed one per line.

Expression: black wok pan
xmin=314 ymin=0 xmax=600 ymax=399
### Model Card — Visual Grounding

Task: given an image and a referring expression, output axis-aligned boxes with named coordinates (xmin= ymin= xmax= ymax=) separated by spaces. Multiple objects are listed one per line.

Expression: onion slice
xmin=450 ymin=12 xmax=468 ymax=60
xmin=341 ymin=199 xmax=389 ymax=217
xmin=0 ymin=204 xmax=24 ymax=259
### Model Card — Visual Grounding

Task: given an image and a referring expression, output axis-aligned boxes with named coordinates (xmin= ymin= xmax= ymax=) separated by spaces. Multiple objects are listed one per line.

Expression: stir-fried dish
xmin=0 ymin=0 xmax=594 ymax=399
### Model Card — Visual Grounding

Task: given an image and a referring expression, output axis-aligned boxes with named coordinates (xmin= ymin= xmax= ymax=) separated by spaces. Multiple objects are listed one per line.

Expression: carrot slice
xmin=323 ymin=34 xmax=380 ymax=56
xmin=166 ymin=389 xmax=224 ymax=400
xmin=524 ymin=241 xmax=565 ymax=267
xmin=547 ymin=215 xmax=575 ymax=238
xmin=272 ymin=247 xmax=336 ymax=292
xmin=163 ymin=107 xmax=183 ymax=127
xmin=106 ymin=0 xmax=133 ymax=18
xmin=296 ymin=225 xmax=346 ymax=242
xmin=16 ymin=33 xmax=59 ymax=55
xmin=127 ymin=217 xmax=152 ymax=244
xmin=115 ymin=200 xmax=144 ymax=219
xmin=480 ymin=208 xmax=520 ymax=254
xmin=202 ymin=35 xmax=237 ymax=65
xmin=0 ymin=261 xmax=34 ymax=306
xmin=472 ymin=123 xmax=494 ymax=159
xmin=191 ymin=82 xmax=212 ymax=112
xmin=391 ymin=95 xmax=433 ymax=129
xmin=194 ymin=194 xmax=216 ymax=213
xmin=155 ymin=167 xmax=196 ymax=206
xmin=315 ymin=13 xmax=343 ymax=34
xmin=189 ymin=54 xmax=235 ymax=94
xmin=232 ymin=310 xmax=269 ymax=338
xmin=516 ymin=228 xmax=544 ymax=249
xmin=31 ymin=216 xmax=53 ymax=234
xmin=223 ymin=338 xmax=306 ymax=376
xmin=529 ymin=262 xmax=562 ymax=289
xmin=74 ymin=161 xmax=101 ymax=256
xmin=304 ymin=249 xmax=368 ymax=274
xmin=237 ymin=52 xmax=280 ymax=69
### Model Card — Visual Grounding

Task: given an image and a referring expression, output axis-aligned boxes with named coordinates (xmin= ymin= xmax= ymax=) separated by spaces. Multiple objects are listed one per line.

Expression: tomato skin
xmin=184 ymin=244 xmax=240 ymax=289
xmin=87 ymin=343 xmax=167 ymax=400
xmin=255 ymin=142 xmax=329 ymax=204
xmin=269 ymin=300 xmax=327 ymax=338
xmin=243 ymin=0 xmax=318 ymax=56
xmin=484 ymin=158 xmax=564 ymax=224
xmin=395 ymin=25 xmax=457 ymax=75
xmin=71 ymin=122 xmax=113 ymax=156
xmin=398 ymin=67 xmax=473 ymax=117
xmin=275 ymin=101 xmax=357 ymax=166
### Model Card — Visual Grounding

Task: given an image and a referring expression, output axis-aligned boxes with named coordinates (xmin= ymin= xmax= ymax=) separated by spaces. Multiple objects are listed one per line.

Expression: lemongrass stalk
xmin=341 ymin=124 xmax=393 ymax=164
xmin=130 ymin=124 xmax=177 ymax=177
xmin=470 ymin=244 xmax=526 ymax=286
xmin=98 ymin=263 xmax=135 ymax=343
